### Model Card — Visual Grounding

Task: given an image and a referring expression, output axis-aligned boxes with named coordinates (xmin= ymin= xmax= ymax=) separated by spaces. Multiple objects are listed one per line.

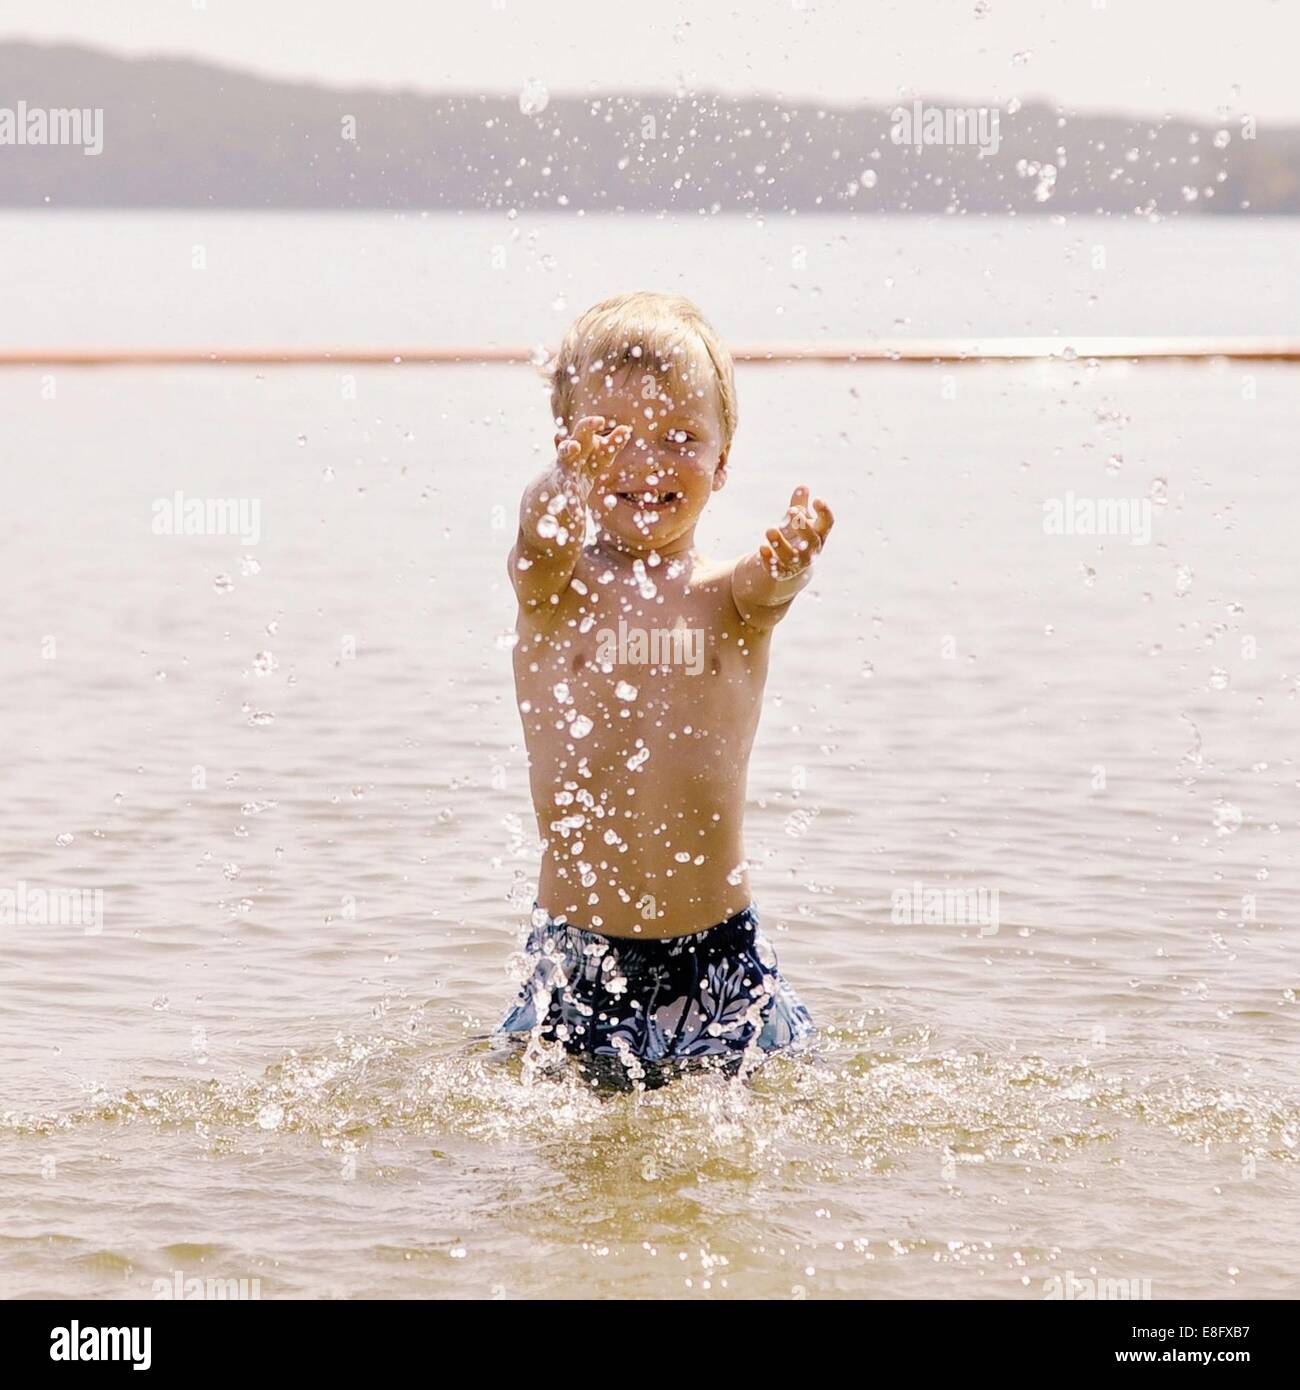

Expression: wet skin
xmin=509 ymin=360 xmax=833 ymax=938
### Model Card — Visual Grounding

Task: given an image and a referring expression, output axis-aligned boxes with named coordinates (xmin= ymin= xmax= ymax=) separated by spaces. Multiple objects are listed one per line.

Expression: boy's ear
xmin=712 ymin=448 xmax=730 ymax=492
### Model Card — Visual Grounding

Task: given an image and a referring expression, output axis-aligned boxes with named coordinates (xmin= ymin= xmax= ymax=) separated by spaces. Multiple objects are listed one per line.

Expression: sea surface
xmin=0 ymin=212 xmax=1297 ymax=1299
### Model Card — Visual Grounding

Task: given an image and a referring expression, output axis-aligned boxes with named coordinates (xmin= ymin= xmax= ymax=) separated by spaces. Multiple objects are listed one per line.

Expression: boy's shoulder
xmin=680 ymin=554 xmax=772 ymax=636
xmin=683 ymin=553 xmax=738 ymax=588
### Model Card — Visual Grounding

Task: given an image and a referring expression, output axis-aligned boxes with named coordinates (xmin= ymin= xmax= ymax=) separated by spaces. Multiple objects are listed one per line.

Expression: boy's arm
xmin=731 ymin=485 xmax=835 ymax=631
xmin=508 ymin=415 xmax=632 ymax=619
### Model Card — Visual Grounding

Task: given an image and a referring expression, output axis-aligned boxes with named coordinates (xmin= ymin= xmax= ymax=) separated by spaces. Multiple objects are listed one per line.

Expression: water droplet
xmin=213 ymin=573 xmax=234 ymax=593
xmin=1208 ymin=668 xmax=1229 ymax=690
xmin=519 ymin=78 xmax=549 ymax=116
xmin=55 ymin=832 xmax=74 ymax=847
xmin=631 ymin=559 xmax=657 ymax=599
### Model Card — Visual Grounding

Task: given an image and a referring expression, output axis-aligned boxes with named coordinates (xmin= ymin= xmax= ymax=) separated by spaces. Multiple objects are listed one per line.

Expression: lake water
xmin=0 ymin=213 xmax=1297 ymax=1299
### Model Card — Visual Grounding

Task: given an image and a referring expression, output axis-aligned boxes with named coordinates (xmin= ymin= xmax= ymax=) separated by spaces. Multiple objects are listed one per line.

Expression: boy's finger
xmin=811 ymin=498 xmax=835 ymax=536
xmin=785 ymin=486 xmax=810 ymax=527
xmin=790 ymin=526 xmax=821 ymax=556
xmin=781 ymin=511 xmax=820 ymax=550
xmin=761 ymin=540 xmax=789 ymax=574
xmin=567 ymin=415 xmax=607 ymax=455
xmin=596 ymin=424 xmax=633 ymax=455
xmin=766 ymin=528 xmax=800 ymax=567
xmin=585 ymin=427 xmax=633 ymax=493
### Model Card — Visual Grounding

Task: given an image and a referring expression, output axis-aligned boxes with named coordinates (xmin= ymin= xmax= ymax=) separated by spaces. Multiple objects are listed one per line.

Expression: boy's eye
xmin=670 ymin=430 xmax=695 ymax=444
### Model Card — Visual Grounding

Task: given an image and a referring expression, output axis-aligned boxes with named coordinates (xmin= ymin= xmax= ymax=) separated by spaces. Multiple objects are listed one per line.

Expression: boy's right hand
xmin=554 ymin=415 xmax=633 ymax=504
xmin=510 ymin=415 xmax=633 ymax=619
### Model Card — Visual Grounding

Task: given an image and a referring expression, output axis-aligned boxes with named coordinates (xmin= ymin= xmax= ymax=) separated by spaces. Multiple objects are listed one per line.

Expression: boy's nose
xmin=611 ymin=436 xmax=663 ymax=465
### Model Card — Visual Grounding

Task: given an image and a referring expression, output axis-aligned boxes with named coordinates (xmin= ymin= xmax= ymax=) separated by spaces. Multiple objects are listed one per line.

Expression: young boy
xmin=495 ymin=291 xmax=834 ymax=1090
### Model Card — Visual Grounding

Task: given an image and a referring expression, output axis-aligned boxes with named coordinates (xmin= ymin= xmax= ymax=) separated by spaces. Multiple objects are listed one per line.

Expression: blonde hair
xmin=547 ymin=291 xmax=738 ymax=452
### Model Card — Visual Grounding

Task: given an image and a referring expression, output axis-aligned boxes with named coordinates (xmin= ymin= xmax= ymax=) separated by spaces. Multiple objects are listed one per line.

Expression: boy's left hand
xmin=759 ymin=486 xmax=835 ymax=578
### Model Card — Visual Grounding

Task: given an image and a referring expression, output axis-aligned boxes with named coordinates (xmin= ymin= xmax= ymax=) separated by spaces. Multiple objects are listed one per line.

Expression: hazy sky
xmin=3 ymin=0 xmax=1298 ymax=121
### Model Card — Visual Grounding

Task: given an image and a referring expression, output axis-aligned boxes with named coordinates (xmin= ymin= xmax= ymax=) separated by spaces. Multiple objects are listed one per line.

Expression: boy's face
xmin=563 ymin=354 xmax=728 ymax=555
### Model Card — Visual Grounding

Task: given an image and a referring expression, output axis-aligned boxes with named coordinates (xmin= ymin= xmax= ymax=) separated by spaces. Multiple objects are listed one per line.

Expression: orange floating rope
xmin=0 ymin=338 xmax=1297 ymax=366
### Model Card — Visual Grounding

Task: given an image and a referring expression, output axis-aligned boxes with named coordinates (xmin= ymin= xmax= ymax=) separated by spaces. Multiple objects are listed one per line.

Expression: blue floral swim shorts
xmin=494 ymin=904 xmax=815 ymax=1089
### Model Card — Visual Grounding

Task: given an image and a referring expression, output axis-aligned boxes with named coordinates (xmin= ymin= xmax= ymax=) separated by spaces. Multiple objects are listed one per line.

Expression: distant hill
xmin=1 ymin=42 xmax=1297 ymax=213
